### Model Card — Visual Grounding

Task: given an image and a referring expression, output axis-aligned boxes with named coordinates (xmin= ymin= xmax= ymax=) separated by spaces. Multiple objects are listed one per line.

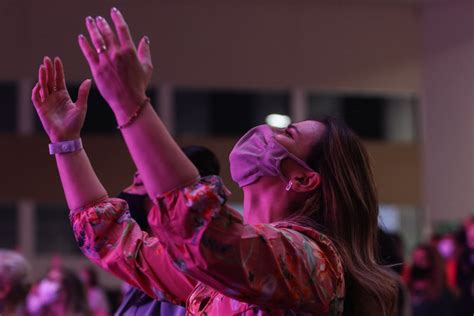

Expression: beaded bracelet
xmin=117 ymin=97 xmax=151 ymax=130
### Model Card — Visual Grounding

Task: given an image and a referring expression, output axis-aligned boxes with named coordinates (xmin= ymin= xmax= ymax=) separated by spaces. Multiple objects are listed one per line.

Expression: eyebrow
xmin=288 ymin=124 xmax=300 ymax=135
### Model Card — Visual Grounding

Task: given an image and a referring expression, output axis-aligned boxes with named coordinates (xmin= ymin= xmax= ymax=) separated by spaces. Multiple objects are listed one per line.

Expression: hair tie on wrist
xmin=117 ymin=97 xmax=150 ymax=130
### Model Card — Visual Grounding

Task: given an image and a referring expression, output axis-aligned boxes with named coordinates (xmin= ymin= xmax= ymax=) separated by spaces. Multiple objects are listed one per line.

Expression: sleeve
xmin=148 ymin=176 xmax=345 ymax=311
xmin=69 ymin=198 xmax=196 ymax=305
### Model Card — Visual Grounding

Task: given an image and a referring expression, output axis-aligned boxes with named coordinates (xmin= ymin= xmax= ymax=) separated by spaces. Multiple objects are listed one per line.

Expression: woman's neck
xmin=243 ymin=176 xmax=295 ymax=224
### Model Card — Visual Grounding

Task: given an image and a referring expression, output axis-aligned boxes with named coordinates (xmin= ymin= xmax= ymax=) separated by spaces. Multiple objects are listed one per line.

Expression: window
xmin=36 ymin=204 xmax=80 ymax=254
xmin=0 ymin=82 xmax=17 ymax=132
xmin=0 ymin=203 xmax=17 ymax=248
xmin=308 ymin=93 xmax=418 ymax=142
xmin=175 ymin=88 xmax=289 ymax=136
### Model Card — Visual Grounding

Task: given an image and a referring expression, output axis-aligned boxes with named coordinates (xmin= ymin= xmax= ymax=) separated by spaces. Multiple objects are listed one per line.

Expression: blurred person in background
xmin=405 ymin=244 xmax=456 ymax=316
xmin=80 ymin=266 xmax=110 ymax=316
xmin=115 ymin=145 xmax=220 ymax=315
xmin=435 ymin=233 xmax=460 ymax=294
xmin=377 ymin=230 xmax=409 ymax=316
xmin=378 ymin=229 xmax=405 ymax=275
xmin=0 ymin=249 xmax=30 ymax=316
xmin=455 ymin=218 xmax=474 ymax=316
xmin=27 ymin=267 xmax=91 ymax=316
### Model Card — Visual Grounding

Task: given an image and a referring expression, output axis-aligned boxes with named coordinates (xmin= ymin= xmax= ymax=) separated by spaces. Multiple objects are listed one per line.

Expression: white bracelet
xmin=49 ymin=139 xmax=83 ymax=155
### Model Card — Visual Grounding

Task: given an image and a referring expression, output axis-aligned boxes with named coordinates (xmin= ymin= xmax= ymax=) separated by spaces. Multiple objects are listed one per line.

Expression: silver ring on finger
xmin=96 ymin=44 xmax=107 ymax=54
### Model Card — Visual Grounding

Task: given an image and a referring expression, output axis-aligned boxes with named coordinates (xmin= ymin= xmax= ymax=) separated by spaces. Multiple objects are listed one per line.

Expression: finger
xmin=95 ymin=16 xmax=119 ymax=51
xmin=31 ymin=83 xmax=42 ymax=108
xmin=78 ymin=34 xmax=99 ymax=65
xmin=137 ymin=36 xmax=153 ymax=70
xmin=39 ymin=87 xmax=45 ymax=103
xmin=85 ymin=16 xmax=107 ymax=55
xmin=39 ymin=65 xmax=49 ymax=100
xmin=54 ymin=57 xmax=67 ymax=91
xmin=43 ymin=57 xmax=55 ymax=92
xmin=76 ymin=79 xmax=92 ymax=109
xmin=110 ymin=7 xmax=135 ymax=49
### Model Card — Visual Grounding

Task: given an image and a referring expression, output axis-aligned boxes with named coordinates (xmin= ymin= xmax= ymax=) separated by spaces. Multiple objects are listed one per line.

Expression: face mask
xmin=437 ymin=238 xmax=455 ymax=259
xmin=117 ymin=192 xmax=149 ymax=230
xmin=229 ymin=125 xmax=314 ymax=188
xmin=37 ymin=279 xmax=60 ymax=306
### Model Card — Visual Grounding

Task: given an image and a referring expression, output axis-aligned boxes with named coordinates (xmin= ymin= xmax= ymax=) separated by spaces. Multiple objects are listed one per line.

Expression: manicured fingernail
xmin=144 ymin=36 xmax=150 ymax=45
xmin=112 ymin=7 xmax=120 ymax=15
xmin=96 ymin=16 xmax=104 ymax=22
xmin=78 ymin=34 xmax=85 ymax=40
xmin=86 ymin=16 xmax=94 ymax=23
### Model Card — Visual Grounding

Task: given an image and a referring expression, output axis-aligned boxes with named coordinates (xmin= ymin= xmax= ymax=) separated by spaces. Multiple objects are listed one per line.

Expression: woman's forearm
xmin=116 ymin=102 xmax=199 ymax=199
xmin=76 ymin=9 xmax=198 ymax=199
xmin=55 ymin=149 xmax=108 ymax=210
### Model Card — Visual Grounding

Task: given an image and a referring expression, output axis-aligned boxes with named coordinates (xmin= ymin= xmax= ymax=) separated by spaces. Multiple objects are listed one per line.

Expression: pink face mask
xmin=229 ymin=125 xmax=314 ymax=188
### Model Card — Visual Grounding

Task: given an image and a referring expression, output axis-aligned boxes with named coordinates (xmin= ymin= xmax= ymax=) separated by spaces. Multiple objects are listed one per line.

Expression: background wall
xmin=1 ymin=0 xmax=420 ymax=90
xmin=421 ymin=0 xmax=474 ymax=224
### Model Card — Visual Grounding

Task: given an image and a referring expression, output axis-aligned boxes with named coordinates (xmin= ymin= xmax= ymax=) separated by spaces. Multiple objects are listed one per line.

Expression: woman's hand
xmin=32 ymin=57 xmax=91 ymax=143
xmin=78 ymin=8 xmax=153 ymax=124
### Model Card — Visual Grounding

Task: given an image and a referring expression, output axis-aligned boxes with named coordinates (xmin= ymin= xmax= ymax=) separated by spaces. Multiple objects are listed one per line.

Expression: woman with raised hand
xmin=32 ymin=7 xmax=399 ymax=315
xmin=31 ymin=56 xmax=195 ymax=309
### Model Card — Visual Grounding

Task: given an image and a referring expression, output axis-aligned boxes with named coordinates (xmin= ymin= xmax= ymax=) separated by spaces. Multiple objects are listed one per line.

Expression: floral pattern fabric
xmin=70 ymin=176 xmax=345 ymax=315
xmin=70 ymin=199 xmax=196 ymax=305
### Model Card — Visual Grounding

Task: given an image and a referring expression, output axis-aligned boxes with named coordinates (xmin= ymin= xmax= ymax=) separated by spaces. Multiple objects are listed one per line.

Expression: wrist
xmin=49 ymin=133 xmax=81 ymax=143
xmin=114 ymin=97 xmax=151 ymax=129
xmin=110 ymin=92 xmax=148 ymax=115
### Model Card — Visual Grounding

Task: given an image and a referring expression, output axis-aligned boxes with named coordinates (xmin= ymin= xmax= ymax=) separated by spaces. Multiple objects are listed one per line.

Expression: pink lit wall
xmin=421 ymin=0 xmax=474 ymax=222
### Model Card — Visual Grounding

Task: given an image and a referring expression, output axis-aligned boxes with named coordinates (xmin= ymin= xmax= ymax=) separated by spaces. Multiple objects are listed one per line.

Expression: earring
xmin=285 ymin=181 xmax=293 ymax=192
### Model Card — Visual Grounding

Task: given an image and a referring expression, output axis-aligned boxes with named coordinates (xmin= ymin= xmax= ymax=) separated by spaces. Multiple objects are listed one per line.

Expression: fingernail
xmin=112 ymin=7 xmax=120 ymax=15
xmin=78 ymin=34 xmax=85 ymax=40
xmin=86 ymin=16 xmax=94 ymax=23
xmin=144 ymin=36 xmax=150 ymax=45
xmin=96 ymin=16 xmax=104 ymax=22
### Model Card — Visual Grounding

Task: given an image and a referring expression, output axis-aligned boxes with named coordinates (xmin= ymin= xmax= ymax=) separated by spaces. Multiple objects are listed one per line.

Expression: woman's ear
xmin=290 ymin=171 xmax=321 ymax=193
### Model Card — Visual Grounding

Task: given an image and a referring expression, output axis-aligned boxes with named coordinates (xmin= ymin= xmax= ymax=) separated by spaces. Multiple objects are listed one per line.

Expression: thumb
xmin=137 ymin=36 xmax=153 ymax=72
xmin=76 ymin=79 xmax=92 ymax=109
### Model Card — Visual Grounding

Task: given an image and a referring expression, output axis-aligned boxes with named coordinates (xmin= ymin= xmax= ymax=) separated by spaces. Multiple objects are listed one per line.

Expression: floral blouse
xmin=70 ymin=176 xmax=345 ymax=315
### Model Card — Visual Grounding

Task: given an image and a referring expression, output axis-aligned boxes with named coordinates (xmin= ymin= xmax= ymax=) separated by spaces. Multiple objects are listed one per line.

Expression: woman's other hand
xmin=32 ymin=57 xmax=91 ymax=143
xmin=78 ymin=8 xmax=153 ymax=124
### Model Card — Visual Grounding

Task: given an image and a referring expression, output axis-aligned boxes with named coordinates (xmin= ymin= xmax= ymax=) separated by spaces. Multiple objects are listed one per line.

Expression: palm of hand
xmin=32 ymin=56 xmax=91 ymax=143
xmin=37 ymin=91 xmax=86 ymax=142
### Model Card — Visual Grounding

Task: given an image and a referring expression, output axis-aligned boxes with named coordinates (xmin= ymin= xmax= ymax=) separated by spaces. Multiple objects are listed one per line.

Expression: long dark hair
xmin=61 ymin=268 xmax=91 ymax=315
xmin=294 ymin=117 xmax=398 ymax=316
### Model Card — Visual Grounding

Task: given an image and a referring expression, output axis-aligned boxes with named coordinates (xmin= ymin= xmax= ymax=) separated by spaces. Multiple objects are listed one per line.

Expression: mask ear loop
xmin=285 ymin=181 xmax=293 ymax=191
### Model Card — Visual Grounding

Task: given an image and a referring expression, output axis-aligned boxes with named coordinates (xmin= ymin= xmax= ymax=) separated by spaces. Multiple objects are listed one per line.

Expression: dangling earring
xmin=285 ymin=181 xmax=293 ymax=192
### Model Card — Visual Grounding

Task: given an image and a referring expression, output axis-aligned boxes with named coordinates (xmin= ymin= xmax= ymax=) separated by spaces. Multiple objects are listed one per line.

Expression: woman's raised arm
xmin=31 ymin=59 xmax=196 ymax=302
xmin=32 ymin=56 xmax=106 ymax=210
xmin=78 ymin=8 xmax=198 ymax=200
